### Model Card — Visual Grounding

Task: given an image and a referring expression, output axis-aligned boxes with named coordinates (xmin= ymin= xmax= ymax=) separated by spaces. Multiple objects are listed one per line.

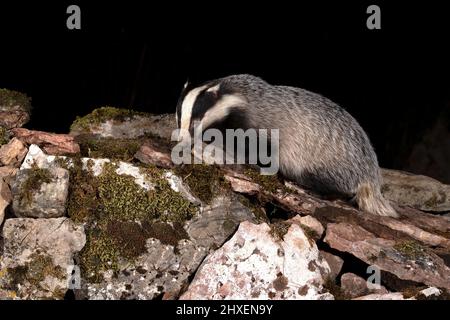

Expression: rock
xmin=419 ymin=287 xmax=442 ymax=298
xmin=85 ymin=238 xmax=209 ymax=300
xmin=180 ymin=221 xmax=333 ymax=300
xmin=289 ymin=215 xmax=324 ymax=238
xmin=83 ymin=194 xmax=256 ymax=300
xmin=82 ymin=197 xmax=255 ymax=299
xmin=340 ymin=273 xmax=370 ymax=298
xmin=70 ymin=107 xmax=176 ymax=140
xmin=319 ymin=251 xmax=344 ymax=281
xmin=0 ymin=137 xmax=28 ymax=166
xmin=353 ymin=292 xmax=408 ymax=300
xmin=0 ymin=89 xmax=31 ymax=129
xmin=324 ymin=222 xmax=450 ymax=290
xmin=134 ymin=139 xmax=173 ymax=168
xmin=14 ymin=145 xmax=256 ymax=300
xmin=0 ymin=178 xmax=12 ymax=225
xmin=20 ymin=144 xmax=60 ymax=170
xmin=0 ymin=166 xmax=18 ymax=185
xmin=11 ymin=128 xmax=80 ymax=155
xmin=224 ymin=171 xmax=261 ymax=195
xmin=185 ymin=195 xmax=256 ymax=248
xmin=0 ymin=218 xmax=86 ymax=299
xmin=381 ymin=168 xmax=450 ymax=212
xmin=0 ymin=126 xmax=10 ymax=145
xmin=11 ymin=166 xmax=69 ymax=218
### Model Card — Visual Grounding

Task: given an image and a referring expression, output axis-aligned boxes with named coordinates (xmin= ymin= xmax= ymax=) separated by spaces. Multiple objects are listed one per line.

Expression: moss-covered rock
xmin=6 ymin=252 xmax=66 ymax=298
xmin=0 ymin=88 xmax=32 ymax=112
xmin=0 ymin=217 xmax=86 ymax=299
xmin=71 ymin=107 xmax=177 ymax=141
xmin=0 ymin=89 xmax=32 ymax=128
xmin=18 ymin=165 xmax=53 ymax=205
xmin=75 ymin=135 xmax=141 ymax=161
xmin=65 ymin=157 xmax=198 ymax=282
xmin=393 ymin=240 xmax=426 ymax=260
xmin=173 ymin=164 xmax=231 ymax=204
xmin=11 ymin=164 xmax=69 ymax=218
xmin=70 ymin=106 xmax=146 ymax=132
xmin=0 ymin=126 xmax=9 ymax=145
xmin=244 ymin=167 xmax=287 ymax=194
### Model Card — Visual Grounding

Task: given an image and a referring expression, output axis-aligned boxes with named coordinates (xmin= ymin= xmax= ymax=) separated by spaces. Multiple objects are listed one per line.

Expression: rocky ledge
xmin=0 ymin=91 xmax=449 ymax=300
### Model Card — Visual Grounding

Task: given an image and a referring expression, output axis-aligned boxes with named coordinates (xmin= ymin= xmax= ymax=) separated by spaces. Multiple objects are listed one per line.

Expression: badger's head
xmin=175 ymin=79 xmax=248 ymax=143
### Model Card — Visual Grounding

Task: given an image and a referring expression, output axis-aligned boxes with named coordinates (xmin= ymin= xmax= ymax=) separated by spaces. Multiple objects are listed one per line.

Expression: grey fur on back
xmin=221 ymin=74 xmax=378 ymax=193
xmin=184 ymin=74 xmax=397 ymax=217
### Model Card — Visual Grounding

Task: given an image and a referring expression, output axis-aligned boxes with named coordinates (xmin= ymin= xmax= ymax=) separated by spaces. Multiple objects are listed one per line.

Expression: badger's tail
xmin=355 ymin=182 xmax=398 ymax=218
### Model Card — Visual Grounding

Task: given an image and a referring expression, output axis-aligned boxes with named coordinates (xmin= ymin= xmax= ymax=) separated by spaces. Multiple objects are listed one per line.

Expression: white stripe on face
xmin=199 ymin=94 xmax=247 ymax=130
xmin=179 ymin=85 xmax=209 ymax=140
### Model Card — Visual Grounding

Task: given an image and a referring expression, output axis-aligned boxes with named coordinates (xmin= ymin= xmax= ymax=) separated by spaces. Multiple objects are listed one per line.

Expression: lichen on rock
xmin=75 ymin=134 xmax=140 ymax=161
xmin=173 ymin=164 xmax=231 ymax=204
xmin=0 ymin=88 xmax=32 ymax=129
xmin=18 ymin=164 xmax=53 ymax=205
xmin=11 ymin=164 xmax=69 ymax=218
xmin=70 ymin=107 xmax=176 ymax=140
xmin=62 ymin=156 xmax=199 ymax=283
xmin=0 ymin=88 xmax=32 ymax=112
xmin=0 ymin=126 xmax=9 ymax=145
xmin=70 ymin=106 xmax=145 ymax=132
xmin=0 ymin=217 xmax=86 ymax=299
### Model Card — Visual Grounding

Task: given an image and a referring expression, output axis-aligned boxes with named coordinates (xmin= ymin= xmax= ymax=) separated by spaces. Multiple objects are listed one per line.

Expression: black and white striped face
xmin=175 ymin=80 xmax=247 ymax=142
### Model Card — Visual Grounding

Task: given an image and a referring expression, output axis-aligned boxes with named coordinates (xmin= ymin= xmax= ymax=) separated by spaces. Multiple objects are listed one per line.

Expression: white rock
xmin=11 ymin=166 xmax=69 ymax=218
xmin=0 ymin=218 xmax=86 ymax=299
xmin=420 ymin=287 xmax=442 ymax=298
xmin=353 ymin=292 xmax=410 ymax=300
xmin=180 ymin=221 xmax=332 ymax=300
xmin=0 ymin=177 xmax=12 ymax=225
xmin=290 ymin=215 xmax=324 ymax=238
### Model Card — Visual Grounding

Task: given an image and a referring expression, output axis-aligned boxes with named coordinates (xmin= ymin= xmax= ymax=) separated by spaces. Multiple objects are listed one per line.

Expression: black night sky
xmin=0 ymin=1 xmax=449 ymax=181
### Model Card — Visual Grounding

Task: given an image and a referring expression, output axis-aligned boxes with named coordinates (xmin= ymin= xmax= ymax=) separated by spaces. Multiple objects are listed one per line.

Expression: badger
xmin=175 ymin=74 xmax=398 ymax=218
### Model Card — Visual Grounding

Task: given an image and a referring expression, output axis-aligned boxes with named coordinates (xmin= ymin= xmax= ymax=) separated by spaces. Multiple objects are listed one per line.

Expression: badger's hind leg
xmin=355 ymin=182 xmax=398 ymax=217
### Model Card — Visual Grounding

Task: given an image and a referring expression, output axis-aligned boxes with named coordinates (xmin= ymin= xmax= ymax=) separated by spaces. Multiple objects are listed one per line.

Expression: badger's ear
xmin=183 ymin=79 xmax=190 ymax=90
xmin=206 ymin=83 xmax=221 ymax=97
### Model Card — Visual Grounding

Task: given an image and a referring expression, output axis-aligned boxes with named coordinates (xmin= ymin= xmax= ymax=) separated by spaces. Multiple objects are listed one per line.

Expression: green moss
xmin=100 ymin=162 xmax=197 ymax=222
xmin=5 ymin=253 xmax=66 ymax=299
xmin=0 ymin=88 xmax=32 ymax=112
xmin=322 ymin=278 xmax=350 ymax=300
xmin=70 ymin=106 xmax=146 ymax=132
xmin=402 ymin=286 xmax=427 ymax=299
xmin=67 ymin=159 xmax=198 ymax=224
xmin=78 ymin=227 xmax=121 ymax=282
xmin=222 ymin=219 xmax=237 ymax=234
xmin=0 ymin=126 xmax=9 ymax=145
xmin=173 ymin=164 xmax=230 ymax=204
xmin=423 ymin=194 xmax=443 ymax=208
xmin=244 ymin=167 xmax=286 ymax=194
xmin=76 ymin=135 xmax=141 ymax=161
xmin=299 ymin=223 xmax=320 ymax=241
xmin=67 ymin=159 xmax=197 ymax=282
xmin=54 ymin=156 xmax=72 ymax=170
xmin=238 ymin=195 xmax=268 ymax=223
xmin=19 ymin=165 xmax=53 ymax=205
xmin=66 ymin=157 xmax=99 ymax=223
xmin=269 ymin=221 xmax=291 ymax=240
xmin=394 ymin=240 xmax=426 ymax=260
xmin=5 ymin=265 xmax=28 ymax=292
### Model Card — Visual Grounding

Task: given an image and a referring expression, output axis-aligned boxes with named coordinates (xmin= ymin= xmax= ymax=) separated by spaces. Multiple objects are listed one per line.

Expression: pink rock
xmin=11 ymin=128 xmax=80 ymax=155
xmin=0 ymin=137 xmax=28 ymax=166
xmin=180 ymin=221 xmax=333 ymax=300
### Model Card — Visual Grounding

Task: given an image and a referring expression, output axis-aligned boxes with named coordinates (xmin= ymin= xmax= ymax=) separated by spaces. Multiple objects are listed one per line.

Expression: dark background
xmin=0 ymin=1 xmax=449 ymax=181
